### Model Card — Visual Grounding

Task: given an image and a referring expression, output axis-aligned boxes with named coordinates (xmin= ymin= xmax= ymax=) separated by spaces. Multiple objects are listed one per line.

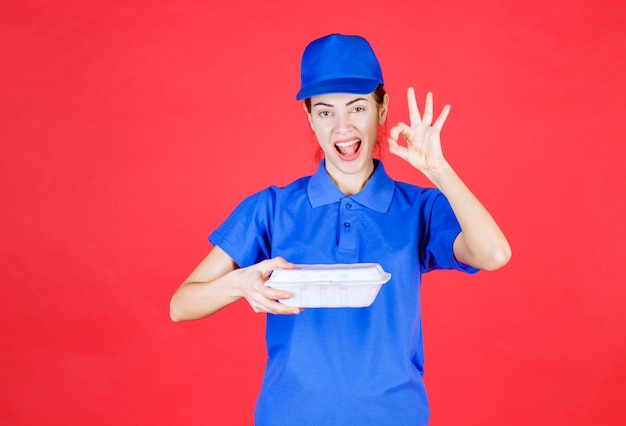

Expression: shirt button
xmin=344 ymin=222 xmax=350 ymax=228
xmin=346 ymin=203 xmax=353 ymax=209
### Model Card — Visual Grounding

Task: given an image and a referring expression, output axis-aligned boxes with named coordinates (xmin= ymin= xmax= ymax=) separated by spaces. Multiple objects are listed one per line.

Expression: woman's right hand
xmin=234 ymin=257 xmax=302 ymax=315
xmin=171 ymin=248 xmax=301 ymax=322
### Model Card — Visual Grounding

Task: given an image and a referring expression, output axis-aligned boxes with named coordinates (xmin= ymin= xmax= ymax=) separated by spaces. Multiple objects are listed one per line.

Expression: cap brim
xmin=296 ymin=78 xmax=381 ymax=101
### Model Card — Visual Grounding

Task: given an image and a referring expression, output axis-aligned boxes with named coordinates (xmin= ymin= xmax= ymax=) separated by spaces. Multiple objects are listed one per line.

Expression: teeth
xmin=336 ymin=140 xmax=359 ymax=147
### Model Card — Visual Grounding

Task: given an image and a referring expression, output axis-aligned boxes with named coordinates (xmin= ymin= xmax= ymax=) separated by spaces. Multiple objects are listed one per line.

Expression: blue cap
xmin=296 ymin=34 xmax=384 ymax=101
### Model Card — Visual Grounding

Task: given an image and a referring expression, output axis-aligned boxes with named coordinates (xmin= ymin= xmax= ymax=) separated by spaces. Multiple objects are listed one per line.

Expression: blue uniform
xmin=210 ymin=160 xmax=478 ymax=425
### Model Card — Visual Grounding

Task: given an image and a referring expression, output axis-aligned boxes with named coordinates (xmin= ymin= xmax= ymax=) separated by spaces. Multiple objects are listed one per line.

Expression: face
xmin=305 ymin=92 xmax=388 ymax=189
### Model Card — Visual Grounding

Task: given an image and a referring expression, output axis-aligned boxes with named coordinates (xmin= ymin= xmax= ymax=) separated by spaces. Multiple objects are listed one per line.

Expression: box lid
xmin=266 ymin=263 xmax=391 ymax=286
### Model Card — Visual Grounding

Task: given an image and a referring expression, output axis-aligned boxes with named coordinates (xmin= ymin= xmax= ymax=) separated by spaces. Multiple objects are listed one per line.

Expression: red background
xmin=2 ymin=1 xmax=625 ymax=425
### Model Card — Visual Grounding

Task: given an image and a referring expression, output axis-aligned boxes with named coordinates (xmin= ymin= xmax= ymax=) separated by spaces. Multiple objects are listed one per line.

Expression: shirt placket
xmin=338 ymin=197 xmax=357 ymax=256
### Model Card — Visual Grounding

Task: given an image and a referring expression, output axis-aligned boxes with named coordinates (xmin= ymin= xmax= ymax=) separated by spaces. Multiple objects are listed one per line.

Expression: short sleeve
xmin=209 ymin=189 xmax=274 ymax=268
xmin=420 ymin=191 xmax=479 ymax=274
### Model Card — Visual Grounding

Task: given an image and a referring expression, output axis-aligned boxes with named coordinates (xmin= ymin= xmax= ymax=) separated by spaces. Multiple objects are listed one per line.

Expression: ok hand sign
xmin=388 ymin=88 xmax=451 ymax=175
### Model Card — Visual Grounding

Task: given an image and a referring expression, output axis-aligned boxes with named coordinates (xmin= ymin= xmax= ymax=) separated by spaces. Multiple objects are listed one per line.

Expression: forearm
xmin=170 ymin=270 xmax=242 ymax=322
xmin=425 ymin=161 xmax=512 ymax=271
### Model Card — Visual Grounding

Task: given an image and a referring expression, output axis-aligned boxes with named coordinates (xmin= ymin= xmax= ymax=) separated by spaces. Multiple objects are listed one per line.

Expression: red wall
xmin=2 ymin=1 xmax=625 ymax=425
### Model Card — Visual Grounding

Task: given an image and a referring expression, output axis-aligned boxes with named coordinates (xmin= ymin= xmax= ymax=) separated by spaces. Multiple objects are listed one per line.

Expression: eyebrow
xmin=312 ymin=97 xmax=370 ymax=108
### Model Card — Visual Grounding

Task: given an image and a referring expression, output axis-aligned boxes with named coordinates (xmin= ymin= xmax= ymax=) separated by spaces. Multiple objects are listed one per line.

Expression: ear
xmin=303 ymin=102 xmax=315 ymax=131
xmin=378 ymin=94 xmax=390 ymax=125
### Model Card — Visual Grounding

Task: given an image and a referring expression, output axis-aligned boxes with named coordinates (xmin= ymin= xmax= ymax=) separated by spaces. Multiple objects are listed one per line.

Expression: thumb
xmin=388 ymin=121 xmax=409 ymax=143
xmin=387 ymin=135 xmax=408 ymax=161
xmin=273 ymin=256 xmax=294 ymax=270
xmin=258 ymin=256 xmax=293 ymax=277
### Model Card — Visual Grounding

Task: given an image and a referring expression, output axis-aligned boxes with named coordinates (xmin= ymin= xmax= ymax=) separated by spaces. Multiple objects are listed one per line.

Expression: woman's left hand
xmin=388 ymin=88 xmax=450 ymax=175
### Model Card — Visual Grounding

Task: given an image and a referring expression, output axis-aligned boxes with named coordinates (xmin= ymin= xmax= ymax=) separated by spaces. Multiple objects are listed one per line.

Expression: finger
xmin=388 ymin=121 xmax=410 ymax=143
xmin=260 ymin=290 xmax=301 ymax=315
xmin=258 ymin=256 xmax=293 ymax=278
xmin=272 ymin=303 xmax=302 ymax=315
xmin=387 ymin=136 xmax=409 ymax=161
xmin=248 ymin=282 xmax=297 ymax=313
xmin=255 ymin=297 xmax=301 ymax=315
xmin=422 ymin=92 xmax=434 ymax=125
xmin=263 ymin=284 xmax=292 ymax=301
xmin=407 ymin=87 xmax=421 ymax=125
xmin=271 ymin=256 xmax=294 ymax=272
xmin=433 ymin=104 xmax=451 ymax=131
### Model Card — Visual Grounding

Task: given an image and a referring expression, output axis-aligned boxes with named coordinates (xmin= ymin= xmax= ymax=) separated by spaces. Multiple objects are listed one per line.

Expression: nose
xmin=335 ymin=111 xmax=351 ymax=135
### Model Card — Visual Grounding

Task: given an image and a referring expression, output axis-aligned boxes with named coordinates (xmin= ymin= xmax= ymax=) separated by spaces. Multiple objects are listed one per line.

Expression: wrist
xmin=223 ymin=268 xmax=245 ymax=299
xmin=423 ymin=160 xmax=454 ymax=188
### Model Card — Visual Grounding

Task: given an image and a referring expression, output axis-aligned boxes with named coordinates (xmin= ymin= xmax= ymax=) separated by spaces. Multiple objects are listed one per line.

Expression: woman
xmin=170 ymin=34 xmax=511 ymax=425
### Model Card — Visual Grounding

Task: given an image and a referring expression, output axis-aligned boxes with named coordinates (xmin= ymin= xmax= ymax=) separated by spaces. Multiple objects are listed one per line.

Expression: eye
xmin=318 ymin=110 xmax=332 ymax=118
xmin=351 ymin=106 xmax=365 ymax=113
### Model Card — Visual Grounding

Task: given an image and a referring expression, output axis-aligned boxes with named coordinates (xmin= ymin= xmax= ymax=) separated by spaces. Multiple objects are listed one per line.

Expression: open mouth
xmin=334 ymin=139 xmax=361 ymax=157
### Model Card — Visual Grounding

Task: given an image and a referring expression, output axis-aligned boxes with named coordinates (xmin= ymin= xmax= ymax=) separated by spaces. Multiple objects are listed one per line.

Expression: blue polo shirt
xmin=209 ymin=160 xmax=477 ymax=426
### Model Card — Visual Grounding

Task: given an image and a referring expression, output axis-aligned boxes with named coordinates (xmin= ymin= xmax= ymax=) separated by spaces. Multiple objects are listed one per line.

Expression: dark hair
xmin=304 ymin=85 xmax=388 ymax=161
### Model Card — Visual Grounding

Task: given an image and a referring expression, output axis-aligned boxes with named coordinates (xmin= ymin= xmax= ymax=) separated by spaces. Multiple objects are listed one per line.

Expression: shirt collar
xmin=307 ymin=159 xmax=395 ymax=213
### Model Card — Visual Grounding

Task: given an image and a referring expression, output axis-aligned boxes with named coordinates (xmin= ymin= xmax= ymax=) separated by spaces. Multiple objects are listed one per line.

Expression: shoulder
xmin=263 ymin=175 xmax=312 ymax=204
xmin=240 ymin=175 xmax=311 ymax=199
xmin=236 ymin=175 xmax=312 ymax=212
xmin=268 ymin=175 xmax=311 ymax=195
xmin=392 ymin=180 xmax=442 ymax=207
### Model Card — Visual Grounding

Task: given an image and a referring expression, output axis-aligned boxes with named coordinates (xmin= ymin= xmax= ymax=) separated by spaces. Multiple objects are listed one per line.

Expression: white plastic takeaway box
xmin=265 ymin=263 xmax=391 ymax=308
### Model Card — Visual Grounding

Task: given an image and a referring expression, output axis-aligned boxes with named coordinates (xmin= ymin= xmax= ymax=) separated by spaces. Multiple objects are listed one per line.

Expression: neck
xmin=325 ymin=160 xmax=376 ymax=196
